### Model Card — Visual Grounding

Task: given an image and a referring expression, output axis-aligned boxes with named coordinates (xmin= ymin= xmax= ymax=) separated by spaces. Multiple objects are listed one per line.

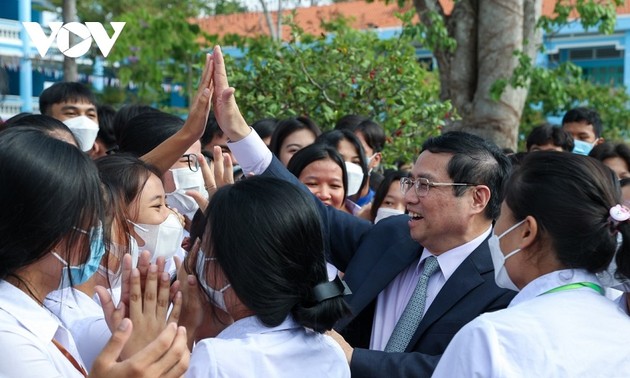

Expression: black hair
xmin=118 ymin=111 xmax=184 ymax=156
xmin=422 ymin=131 xmax=511 ymax=220
xmin=269 ymin=116 xmax=321 ymax=158
xmin=0 ymin=127 xmax=104 ymax=286
xmin=112 ymin=104 xmax=160 ymax=145
xmin=97 ymin=104 xmax=117 ymax=152
xmin=370 ymin=170 xmax=409 ymax=221
xmin=200 ymin=176 xmax=351 ymax=332
xmin=287 ymin=143 xmax=349 ymax=200
xmin=589 ymin=142 xmax=630 ymax=178
xmin=561 ymin=107 xmax=603 ymax=138
xmin=335 ymin=114 xmax=386 ymax=153
xmin=39 ymin=82 xmax=97 ymax=116
xmin=505 ymin=152 xmax=627 ymax=274
xmin=316 ymin=129 xmax=369 ymax=195
xmin=526 ymin=123 xmax=574 ymax=152
xmin=200 ymin=112 xmax=222 ymax=147
xmin=4 ymin=114 xmax=80 ymax=146
xmin=251 ymin=118 xmax=279 ymax=142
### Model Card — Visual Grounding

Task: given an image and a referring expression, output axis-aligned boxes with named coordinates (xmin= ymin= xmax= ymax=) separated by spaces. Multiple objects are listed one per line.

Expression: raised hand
xmin=116 ymin=263 xmax=182 ymax=359
xmin=141 ymin=52 xmax=215 ymax=174
xmin=211 ymin=45 xmax=250 ymax=142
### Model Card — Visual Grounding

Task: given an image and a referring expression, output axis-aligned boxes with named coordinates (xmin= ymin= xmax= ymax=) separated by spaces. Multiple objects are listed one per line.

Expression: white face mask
xmin=488 ymin=219 xmax=526 ymax=291
xmin=345 ymin=161 xmax=364 ymax=196
xmin=166 ymin=168 xmax=208 ymax=219
xmin=196 ymin=250 xmax=231 ymax=312
xmin=63 ymin=115 xmax=99 ymax=152
xmin=131 ymin=213 xmax=184 ymax=263
xmin=374 ymin=207 xmax=404 ymax=223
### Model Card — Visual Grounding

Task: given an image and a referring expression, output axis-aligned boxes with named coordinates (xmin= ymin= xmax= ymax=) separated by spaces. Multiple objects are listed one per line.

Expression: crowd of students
xmin=0 ymin=45 xmax=629 ymax=377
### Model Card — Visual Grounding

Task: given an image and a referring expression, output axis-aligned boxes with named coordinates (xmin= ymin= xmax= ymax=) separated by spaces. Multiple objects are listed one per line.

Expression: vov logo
xmin=22 ymin=22 xmax=126 ymax=58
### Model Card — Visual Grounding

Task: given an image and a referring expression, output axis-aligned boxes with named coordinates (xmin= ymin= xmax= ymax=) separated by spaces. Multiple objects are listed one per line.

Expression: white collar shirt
xmin=45 ymin=287 xmax=111 ymax=372
xmin=433 ymin=269 xmax=630 ymax=377
xmin=186 ymin=315 xmax=350 ymax=378
xmin=0 ymin=280 xmax=86 ymax=377
xmin=370 ymin=226 xmax=491 ymax=350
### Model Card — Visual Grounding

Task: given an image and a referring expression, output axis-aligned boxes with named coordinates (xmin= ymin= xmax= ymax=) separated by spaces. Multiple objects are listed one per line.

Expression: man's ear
xmin=470 ymin=185 xmax=491 ymax=215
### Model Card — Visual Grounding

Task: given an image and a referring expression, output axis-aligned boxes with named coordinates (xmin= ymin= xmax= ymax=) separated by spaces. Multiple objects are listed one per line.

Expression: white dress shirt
xmin=186 ymin=315 xmax=350 ymax=378
xmin=45 ymin=287 xmax=112 ymax=371
xmin=433 ymin=269 xmax=630 ymax=377
xmin=227 ymin=129 xmax=273 ymax=176
xmin=0 ymin=280 xmax=87 ymax=377
xmin=370 ymin=227 xmax=491 ymax=350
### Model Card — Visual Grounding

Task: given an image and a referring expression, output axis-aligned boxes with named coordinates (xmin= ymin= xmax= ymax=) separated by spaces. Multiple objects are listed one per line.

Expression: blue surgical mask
xmin=572 ymin=139 xmax=595 ymax=156
xmin=52 ymin=225 xmax=106 ymax=289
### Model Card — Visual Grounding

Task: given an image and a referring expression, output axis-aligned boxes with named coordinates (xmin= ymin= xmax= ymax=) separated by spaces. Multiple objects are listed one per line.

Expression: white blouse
xmin=45 ymin=287 xmax=112 ymax=371
xmin=433 ymin=269 xmax=630 ymax=377
xmin=186 ymin=315 xmax=350 ymax=378
xmin=0 ymin=280 xmax=87 ymax=377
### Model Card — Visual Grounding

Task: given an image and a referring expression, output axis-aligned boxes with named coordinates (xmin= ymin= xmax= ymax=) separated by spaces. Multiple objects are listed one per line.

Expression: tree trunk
xmin=259 ymin=0 xmax=278 ymax=40
xmin=414 ymin=0 xmax=542 ymax=150
xmin=62 ymin=0 xmax=78 ymax=82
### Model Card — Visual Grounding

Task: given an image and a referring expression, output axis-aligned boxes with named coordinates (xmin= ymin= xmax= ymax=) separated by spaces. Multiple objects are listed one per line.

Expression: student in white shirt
xmin=433 ymin=152 xmax=630 ymax=377
xmin=0 ymin=126 xmax=189 ymax=377
xmin=180 ymin=176 xmax=352 ymax=377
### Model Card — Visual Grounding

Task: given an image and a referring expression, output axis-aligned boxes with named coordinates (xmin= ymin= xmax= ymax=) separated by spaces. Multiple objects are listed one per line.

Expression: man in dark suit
xmin=209 ymin=45 xmax=516 ymax=377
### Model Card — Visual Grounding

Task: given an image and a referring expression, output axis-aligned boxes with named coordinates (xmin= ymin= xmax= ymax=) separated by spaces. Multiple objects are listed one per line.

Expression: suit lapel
xmin=404 ymin=240 xmax=492 ymax=351
xmin=338 ymin=236 xmax=421 ymax=329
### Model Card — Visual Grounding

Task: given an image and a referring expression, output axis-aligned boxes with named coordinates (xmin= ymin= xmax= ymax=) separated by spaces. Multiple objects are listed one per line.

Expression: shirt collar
xmin=419 ymin=226 xmax=492 ymax=280
xmin=217 ymin=315 xmax=301 ymax=340
xmin=509 ymin=269 xmax=601 ymax=308
xmin=0 ymin=280 xmax=61 ymax=344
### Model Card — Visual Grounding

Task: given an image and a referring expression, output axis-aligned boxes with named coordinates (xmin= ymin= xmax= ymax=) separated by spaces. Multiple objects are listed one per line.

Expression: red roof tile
xmin=194 ymin=0 xmax=629 ymax=42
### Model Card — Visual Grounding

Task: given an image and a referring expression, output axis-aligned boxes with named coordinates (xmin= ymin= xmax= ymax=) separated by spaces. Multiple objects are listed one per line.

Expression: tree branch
xmin=287 ymin=45 xmax=336 ymax=106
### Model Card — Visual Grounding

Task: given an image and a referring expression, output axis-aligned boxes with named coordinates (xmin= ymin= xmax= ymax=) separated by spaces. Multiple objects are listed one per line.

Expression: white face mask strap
xmin=497 ymin=219 xmax=526 ymax=240
xmin=503 ymin=248 xmax=521 ymax=261
xmin=51 ymin=251 xmax=68 ymax=266
xmin=127 ymin=219 xmax=148 ymax=233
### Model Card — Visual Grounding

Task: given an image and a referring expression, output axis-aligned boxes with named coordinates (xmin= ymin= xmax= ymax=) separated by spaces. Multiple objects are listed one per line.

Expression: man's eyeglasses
xmin=400 ymin=177 xmax=477 ymax=197
xmin=182 ymin=154 xmax=200 ymax=172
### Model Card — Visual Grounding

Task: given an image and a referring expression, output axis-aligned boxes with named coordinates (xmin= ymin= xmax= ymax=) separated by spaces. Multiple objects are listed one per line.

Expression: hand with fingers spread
xmin=210 ymin=45 xmax=251 ymax=142
xmin=90 ymin=319 xmax=190 ymax=378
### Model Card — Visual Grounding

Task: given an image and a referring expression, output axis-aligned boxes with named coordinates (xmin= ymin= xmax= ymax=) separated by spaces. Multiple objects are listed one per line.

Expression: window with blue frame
xmin=549 ymin=45 xmax=624 ymax=86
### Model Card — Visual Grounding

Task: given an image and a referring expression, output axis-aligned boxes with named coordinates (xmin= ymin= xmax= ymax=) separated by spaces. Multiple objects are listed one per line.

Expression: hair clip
xmin=610 ymin=204 xmax=630 ymax=222
xmin=311 ymin=275 xmax=352 ymax=303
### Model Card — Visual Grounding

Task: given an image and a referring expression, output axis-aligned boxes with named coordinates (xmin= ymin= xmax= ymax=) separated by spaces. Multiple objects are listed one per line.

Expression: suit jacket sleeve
xmin=262 ymin=156 xmax=372 ymax=271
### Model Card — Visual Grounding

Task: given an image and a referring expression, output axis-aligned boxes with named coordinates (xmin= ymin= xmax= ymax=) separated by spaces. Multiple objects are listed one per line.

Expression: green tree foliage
xmin=521 ymin=61 xmax=630 ymax=147
xmin=221 ymin=14 xmax=450 ymax=166
xmin=212 ymin=0 xmax=248 ymax=15
xmin=49 ymin=0 xmax=213 ymax=105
